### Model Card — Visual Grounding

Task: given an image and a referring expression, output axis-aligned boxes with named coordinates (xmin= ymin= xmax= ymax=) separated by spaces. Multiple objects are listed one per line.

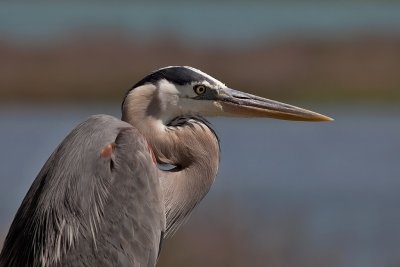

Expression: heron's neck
xmin=158 ymin=118 xmax=220 ymax=235
xmin=122 ymin=91 xmax=220 ymax=236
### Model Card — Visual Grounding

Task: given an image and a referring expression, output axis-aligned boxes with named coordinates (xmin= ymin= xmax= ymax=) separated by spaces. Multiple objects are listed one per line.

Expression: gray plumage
xmin=0 ymin=66 xmax=331 ymax=267
xmin=0 ymin=115 xmax=165 ymax=267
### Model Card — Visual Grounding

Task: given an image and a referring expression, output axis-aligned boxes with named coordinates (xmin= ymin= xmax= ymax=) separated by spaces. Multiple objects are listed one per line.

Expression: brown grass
xmin=0 ymin=33 xmax=400 ymax=103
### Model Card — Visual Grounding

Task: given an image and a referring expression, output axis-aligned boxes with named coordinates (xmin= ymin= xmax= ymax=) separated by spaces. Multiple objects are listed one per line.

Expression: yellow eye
xmin=194 ymin=85 xmax=207 ymax=95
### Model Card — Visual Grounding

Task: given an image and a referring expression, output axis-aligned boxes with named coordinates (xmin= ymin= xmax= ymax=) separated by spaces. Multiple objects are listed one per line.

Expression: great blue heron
xmin=0 ymin=66 xmax=332 ymax=267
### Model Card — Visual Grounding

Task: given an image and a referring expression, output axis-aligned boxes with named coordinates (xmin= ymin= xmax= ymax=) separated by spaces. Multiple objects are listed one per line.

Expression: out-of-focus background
xmin=0 ymin=1 xmax=399 ymax=267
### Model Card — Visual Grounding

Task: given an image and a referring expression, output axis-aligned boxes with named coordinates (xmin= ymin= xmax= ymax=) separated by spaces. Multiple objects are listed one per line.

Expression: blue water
xmin=0 ymin=3 xmax=400 ymax=44
xmin=0 ymin=104 xmax=399 ymax=266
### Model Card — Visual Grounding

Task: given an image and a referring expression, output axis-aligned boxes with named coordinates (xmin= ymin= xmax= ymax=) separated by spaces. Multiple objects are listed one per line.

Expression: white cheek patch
xmin=176 ymin=84 xmax=197 ymax=98
xmin=177 ymin=98 xmax=223 ymax=116
xmin=158 ymin=79 xmax=179 ymax=95
xmin=157 ymin=79 xmax=180 ymax=108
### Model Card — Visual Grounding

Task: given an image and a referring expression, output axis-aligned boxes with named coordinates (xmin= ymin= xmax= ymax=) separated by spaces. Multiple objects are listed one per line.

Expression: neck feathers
xmin=122 ymin=90 xmax=220 ymax=236
xmin=159 ymin=116 xmax=220 ymax=236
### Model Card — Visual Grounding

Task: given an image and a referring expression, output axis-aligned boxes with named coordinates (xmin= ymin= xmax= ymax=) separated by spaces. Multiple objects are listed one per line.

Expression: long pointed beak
xmin=216 ymin=88 xmax=333 ymax=121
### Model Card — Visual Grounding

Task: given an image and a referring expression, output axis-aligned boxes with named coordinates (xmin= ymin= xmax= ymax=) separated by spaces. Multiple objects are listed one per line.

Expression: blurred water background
xmin=0 ymin=2 xmax=399 ymax=267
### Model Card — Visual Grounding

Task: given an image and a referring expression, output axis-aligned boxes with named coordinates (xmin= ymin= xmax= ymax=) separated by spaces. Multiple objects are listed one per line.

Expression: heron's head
xmin=122 ymin=66 xmax=332 ymax=124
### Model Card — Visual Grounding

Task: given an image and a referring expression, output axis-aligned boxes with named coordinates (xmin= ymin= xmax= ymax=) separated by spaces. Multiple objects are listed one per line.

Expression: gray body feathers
xmin=0 ymin=115 xmax=165 ymax=267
